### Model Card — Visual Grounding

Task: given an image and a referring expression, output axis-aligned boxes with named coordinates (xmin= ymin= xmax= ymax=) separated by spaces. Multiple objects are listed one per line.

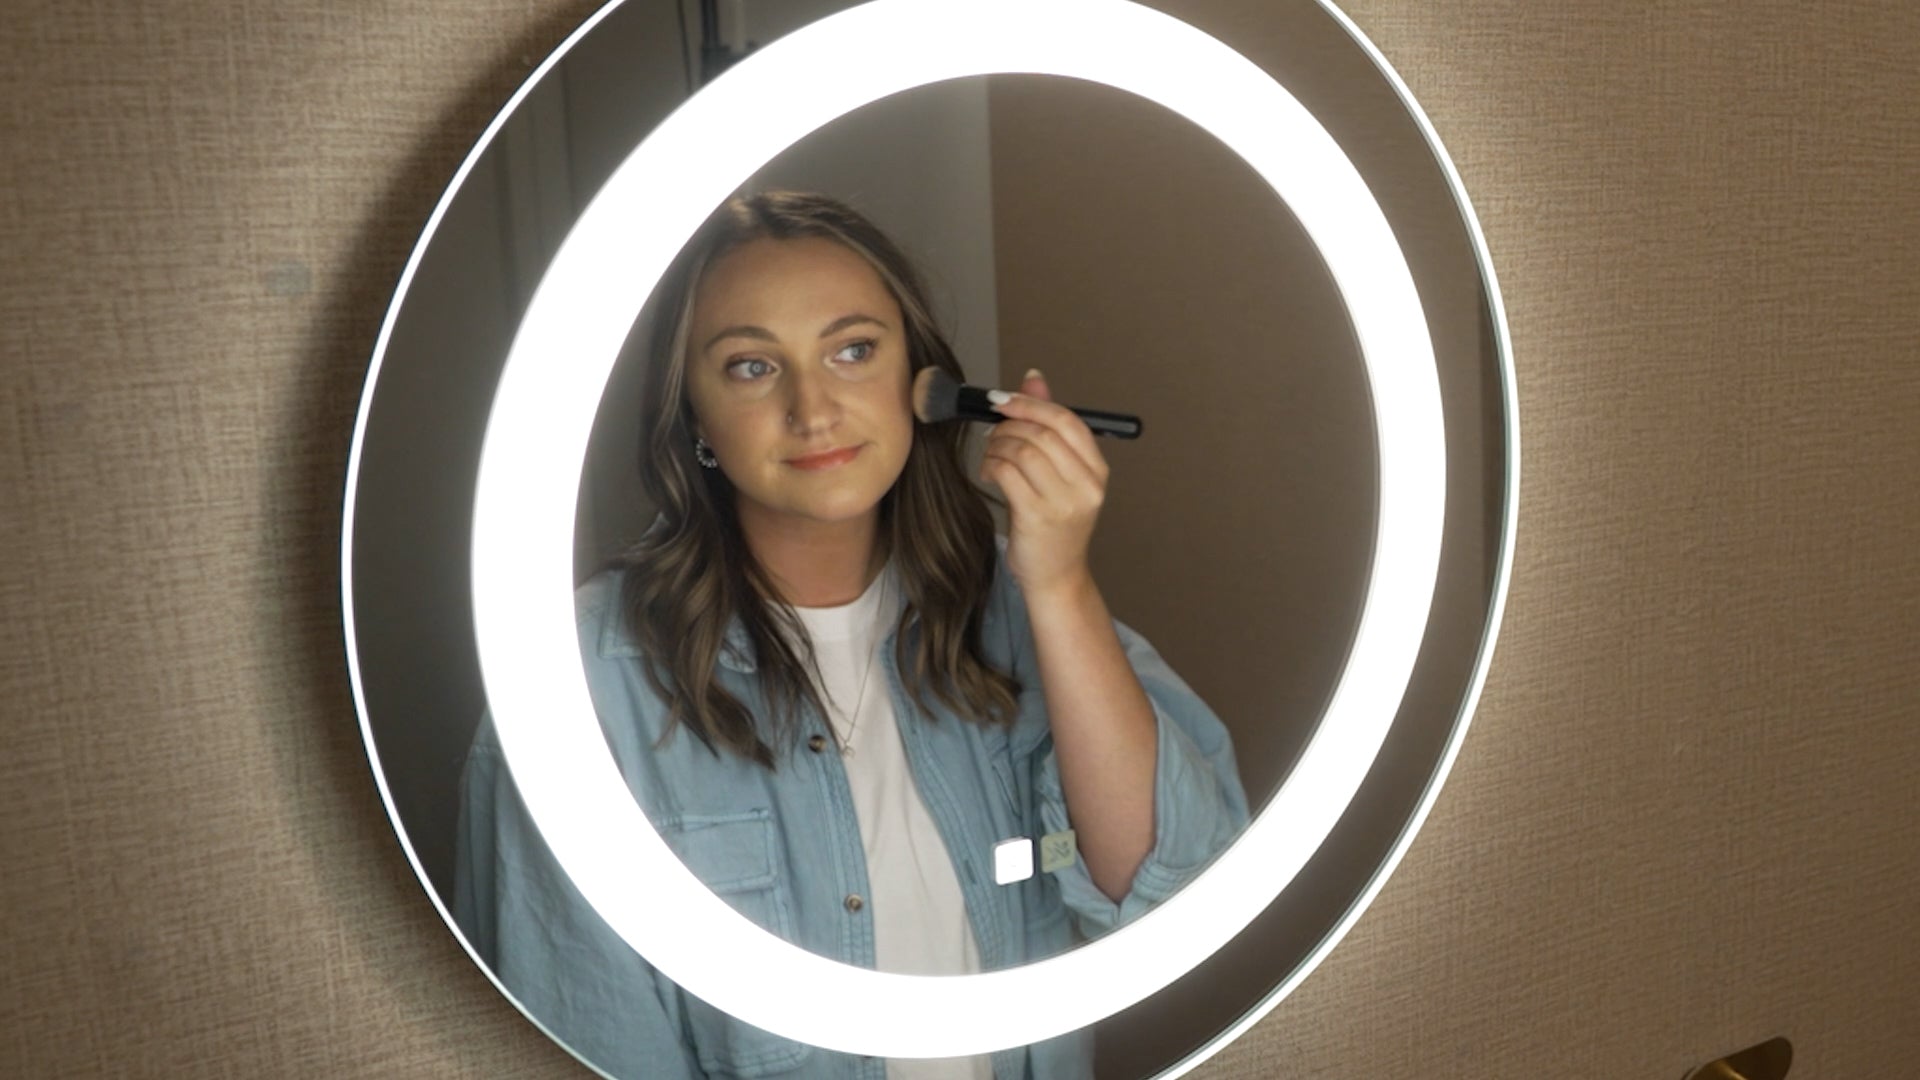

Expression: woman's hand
xmin=979 ymin=369 xmax=1111 ymax=597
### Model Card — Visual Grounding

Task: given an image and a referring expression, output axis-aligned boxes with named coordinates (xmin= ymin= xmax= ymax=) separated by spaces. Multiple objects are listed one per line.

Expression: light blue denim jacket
xmin=454 ymin=555 xmax=1249 ymax=1080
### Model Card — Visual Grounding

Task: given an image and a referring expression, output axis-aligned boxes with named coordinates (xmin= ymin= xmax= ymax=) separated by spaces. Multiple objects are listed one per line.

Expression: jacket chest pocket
xmin=656 ymin=810 xmax=811 ymax=1077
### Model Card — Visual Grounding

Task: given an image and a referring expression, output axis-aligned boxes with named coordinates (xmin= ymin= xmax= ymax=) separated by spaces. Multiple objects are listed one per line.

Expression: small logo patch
xmin=1039 ymin=829 xmax=1077 ymax=874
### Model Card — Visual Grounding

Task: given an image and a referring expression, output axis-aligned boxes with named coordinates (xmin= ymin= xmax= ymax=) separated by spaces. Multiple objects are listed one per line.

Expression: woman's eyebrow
xmin=699 ymin=314 xmax=889 ymax=355
xmin=817 ymin=313 xmax=889 ymax=338
xmin=700 ymin=324 xmax=775 ymax=353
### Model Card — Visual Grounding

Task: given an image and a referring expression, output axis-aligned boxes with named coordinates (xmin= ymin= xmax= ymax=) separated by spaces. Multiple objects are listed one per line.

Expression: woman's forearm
xmin=1022 ymin=569 xmax=1158 ymax=902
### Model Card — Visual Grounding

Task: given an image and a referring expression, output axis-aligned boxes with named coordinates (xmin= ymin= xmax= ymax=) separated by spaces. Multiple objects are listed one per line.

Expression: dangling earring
xmin=693 ymin=436 xmax=718 ymax=470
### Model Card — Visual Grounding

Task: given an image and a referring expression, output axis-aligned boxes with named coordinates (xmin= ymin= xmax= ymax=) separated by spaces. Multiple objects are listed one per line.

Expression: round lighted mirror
xmin=343 ymin=0 xmax=1515 ymax=1076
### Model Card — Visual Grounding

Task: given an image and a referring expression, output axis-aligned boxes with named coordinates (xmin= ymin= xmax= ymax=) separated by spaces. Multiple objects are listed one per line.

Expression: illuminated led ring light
xmin=473 ymin=0 xmax=1443 ymax=1060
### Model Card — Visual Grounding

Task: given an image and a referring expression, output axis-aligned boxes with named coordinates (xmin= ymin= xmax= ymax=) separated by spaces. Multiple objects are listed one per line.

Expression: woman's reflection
xmin=453 ymin=191 xmax=1248 ymax=1079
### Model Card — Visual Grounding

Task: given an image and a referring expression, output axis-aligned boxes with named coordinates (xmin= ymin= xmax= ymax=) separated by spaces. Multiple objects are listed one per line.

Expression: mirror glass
xmin=344 ymin=1 xmax=1512 ymax=1077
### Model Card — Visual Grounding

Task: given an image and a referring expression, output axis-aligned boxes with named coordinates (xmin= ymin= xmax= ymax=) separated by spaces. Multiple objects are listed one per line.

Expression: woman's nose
xmin=784 ymin=366 xmax=840 ymax=434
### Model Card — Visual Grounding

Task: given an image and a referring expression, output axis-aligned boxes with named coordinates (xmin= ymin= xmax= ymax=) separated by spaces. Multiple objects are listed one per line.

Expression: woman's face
xmin=684 ymin=236 xmax=915 ymax=536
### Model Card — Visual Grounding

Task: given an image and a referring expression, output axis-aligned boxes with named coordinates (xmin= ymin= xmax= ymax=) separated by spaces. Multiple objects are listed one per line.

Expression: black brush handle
xmin=954 ymin=386 xmax=1143 ymax=439
xmin=1069 ymin=406 xmax=1143 ymax=439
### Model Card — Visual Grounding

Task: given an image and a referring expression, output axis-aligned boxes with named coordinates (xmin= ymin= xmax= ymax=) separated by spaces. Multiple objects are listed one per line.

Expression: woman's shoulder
xmin=570 ymin=566 xmax=685 ymax=756
xmin=575 ymin=565 xmax=643 ymax=660
xmin=573 ymin=566 xmax=663 ymax=719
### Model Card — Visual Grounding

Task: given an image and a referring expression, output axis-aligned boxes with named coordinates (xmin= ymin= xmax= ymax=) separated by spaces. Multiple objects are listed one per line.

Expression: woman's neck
xmin=737 ymin=507 xmax=886 ymax=608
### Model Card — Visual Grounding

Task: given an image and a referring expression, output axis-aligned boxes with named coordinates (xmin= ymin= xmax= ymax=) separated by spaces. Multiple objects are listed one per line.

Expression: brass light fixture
xmin=1683 ymin=1037 xmax=1792 ymax=1080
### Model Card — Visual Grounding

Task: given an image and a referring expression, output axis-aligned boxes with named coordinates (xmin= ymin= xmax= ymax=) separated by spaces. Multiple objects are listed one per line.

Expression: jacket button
xmin=844 ymin=894 xmax=864 ymax=913
xmin=807 ymin=734 xmax=828 ymax=753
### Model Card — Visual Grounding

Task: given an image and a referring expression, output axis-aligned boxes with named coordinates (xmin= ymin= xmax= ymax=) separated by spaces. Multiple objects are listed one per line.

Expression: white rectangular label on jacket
xmin=993 ymin=838 xmax=1034 ymax=884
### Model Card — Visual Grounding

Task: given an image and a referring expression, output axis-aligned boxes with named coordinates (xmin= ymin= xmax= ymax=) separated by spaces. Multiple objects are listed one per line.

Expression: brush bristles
xmin=912 ymin=366 xmax=962 ymax=423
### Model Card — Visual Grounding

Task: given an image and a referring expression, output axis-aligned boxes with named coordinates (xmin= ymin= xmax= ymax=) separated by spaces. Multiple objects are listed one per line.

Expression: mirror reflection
xmin=347 ymin=1 xmax=1508 ymax=1077
xmin=457 ymin=185 xmax=1253 ymax=1076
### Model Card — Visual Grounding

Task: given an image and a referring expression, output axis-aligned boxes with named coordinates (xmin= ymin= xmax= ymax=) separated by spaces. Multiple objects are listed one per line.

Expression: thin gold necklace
xmin=836 ymin=570 xmax=889 ymax=758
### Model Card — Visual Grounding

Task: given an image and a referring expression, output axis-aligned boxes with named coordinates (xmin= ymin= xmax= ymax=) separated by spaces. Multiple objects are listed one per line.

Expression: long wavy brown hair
xmin=615 ymin=190 xmax=1020 ymax=767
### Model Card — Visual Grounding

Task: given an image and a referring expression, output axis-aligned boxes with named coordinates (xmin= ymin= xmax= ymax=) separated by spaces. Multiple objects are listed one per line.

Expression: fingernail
xmin=986 ymin=389 xmax=1012 ymax=406
xmin=1024 ymin=368 xmax=1044 ymax=382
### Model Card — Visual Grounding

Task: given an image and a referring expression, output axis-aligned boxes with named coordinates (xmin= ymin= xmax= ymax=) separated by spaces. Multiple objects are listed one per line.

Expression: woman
xmin=455 ymin=191 xmax=1248 ymax=1080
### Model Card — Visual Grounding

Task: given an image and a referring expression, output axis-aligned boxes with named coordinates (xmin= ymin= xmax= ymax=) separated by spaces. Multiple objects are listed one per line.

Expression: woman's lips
xmin=785 ymin=445 xmax=863 ymax=471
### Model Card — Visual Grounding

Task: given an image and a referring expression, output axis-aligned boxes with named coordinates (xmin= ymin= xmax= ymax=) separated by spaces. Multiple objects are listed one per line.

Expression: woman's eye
xmin=832 ymin=340 xmax=876 ymax=364
xmin=726 ymin=357 xmax=776 ymax=380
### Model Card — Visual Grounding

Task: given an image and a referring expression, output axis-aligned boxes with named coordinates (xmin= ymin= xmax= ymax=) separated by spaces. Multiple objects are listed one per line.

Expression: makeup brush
xmin=911 ymin=367 xmax=1143 ymax=439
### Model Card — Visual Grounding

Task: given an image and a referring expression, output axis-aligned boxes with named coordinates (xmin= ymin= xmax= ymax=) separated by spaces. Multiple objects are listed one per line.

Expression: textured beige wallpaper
xmin=3 ymin=2 xmax=1916 ymax=1079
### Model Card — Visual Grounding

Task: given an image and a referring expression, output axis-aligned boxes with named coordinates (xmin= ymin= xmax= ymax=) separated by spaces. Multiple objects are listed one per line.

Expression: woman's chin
xmin=799 ymin=497 xmax=886 ymax=527
xmin=741 ymin=491 xmax=886 ymax=531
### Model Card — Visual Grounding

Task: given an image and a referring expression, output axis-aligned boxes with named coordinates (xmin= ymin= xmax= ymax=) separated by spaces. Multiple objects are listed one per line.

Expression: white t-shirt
xmin=791 ymin=568 xmax=994 ymax=1080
